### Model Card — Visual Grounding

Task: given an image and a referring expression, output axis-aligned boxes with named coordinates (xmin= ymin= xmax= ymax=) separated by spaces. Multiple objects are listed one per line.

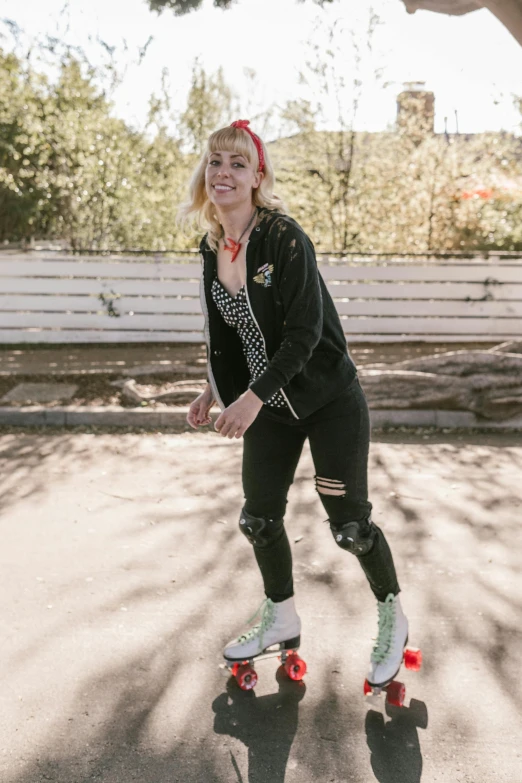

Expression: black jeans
xmin=242 ymin=379 xmax=400 ymax=603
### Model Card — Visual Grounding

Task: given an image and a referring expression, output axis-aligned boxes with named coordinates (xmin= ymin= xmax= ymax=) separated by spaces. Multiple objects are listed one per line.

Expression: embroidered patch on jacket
xmin=253 ymin=263 xmax=274 ymax=287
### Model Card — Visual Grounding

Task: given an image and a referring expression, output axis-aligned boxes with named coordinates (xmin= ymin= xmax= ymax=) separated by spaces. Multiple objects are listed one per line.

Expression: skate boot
xmin=224 ymin=597 xmax=301 ymax=662
xmin=367 ymin=593 xmax=409 ymax=688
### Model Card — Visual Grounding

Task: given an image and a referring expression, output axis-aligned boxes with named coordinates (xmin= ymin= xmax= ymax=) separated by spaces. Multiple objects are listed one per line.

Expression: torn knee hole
xmin=315 ymin=476 xmax=346 ymax=497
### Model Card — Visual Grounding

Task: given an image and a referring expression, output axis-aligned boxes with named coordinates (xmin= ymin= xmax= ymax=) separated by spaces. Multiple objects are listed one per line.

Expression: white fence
xmin=1 ymin=253 xmax=522 ymax=343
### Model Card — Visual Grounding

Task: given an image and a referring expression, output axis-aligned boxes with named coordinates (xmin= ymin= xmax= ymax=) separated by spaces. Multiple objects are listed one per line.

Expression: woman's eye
xmin=208 ymin=159 xmax=244 ymax=167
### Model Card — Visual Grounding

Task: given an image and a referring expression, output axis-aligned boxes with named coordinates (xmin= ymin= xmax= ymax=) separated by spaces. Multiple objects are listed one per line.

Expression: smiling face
xmin=205 ymin=150 xmax=263 ymax=212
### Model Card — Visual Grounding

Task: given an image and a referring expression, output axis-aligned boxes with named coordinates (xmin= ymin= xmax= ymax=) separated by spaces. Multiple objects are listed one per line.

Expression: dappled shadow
xmin=0 ymin=433 xmax=254 ymax=783
xmin=276 ymin=427 xmax=522 ymax=768
xmin=0 ymin=431 xmax=103 ymax=513
xmin=1 ymin=432 xmax=258 ymax=674
xmin=0 ymin=430 xmax=369 ymax=782
xmin=1 ymin=428 xmax=521 ymax=781
xmin=367 ymin=432 xmax=522 ymax=721
xmin=1 ymin=616 xmax=224 ymax=782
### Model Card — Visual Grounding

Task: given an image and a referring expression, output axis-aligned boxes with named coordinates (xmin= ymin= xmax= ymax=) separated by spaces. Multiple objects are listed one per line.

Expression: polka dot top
xmin=211 ymin=277 xmax=288 ymax=410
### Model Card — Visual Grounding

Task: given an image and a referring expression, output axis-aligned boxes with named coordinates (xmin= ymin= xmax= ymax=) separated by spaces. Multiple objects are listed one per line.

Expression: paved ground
xmin=0 ymin=428 xmax=520 ymax=783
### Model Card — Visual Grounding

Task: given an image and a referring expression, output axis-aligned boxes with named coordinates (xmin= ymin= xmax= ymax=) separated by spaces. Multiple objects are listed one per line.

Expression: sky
xmin=1 ymin=0 xmax=522 ymax=136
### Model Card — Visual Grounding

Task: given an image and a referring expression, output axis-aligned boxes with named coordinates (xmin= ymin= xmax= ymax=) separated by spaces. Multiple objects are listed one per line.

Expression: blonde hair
xmin=178 ymin=125 xmax=286 ymax=252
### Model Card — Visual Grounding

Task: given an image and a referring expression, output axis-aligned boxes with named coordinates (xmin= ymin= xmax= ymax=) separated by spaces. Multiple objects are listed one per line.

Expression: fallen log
xmin=112 ymin=344 xmax=522 ymax=422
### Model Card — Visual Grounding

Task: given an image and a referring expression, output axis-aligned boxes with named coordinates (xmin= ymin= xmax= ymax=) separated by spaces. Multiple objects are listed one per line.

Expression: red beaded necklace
xmin=223 ymin=208 xmax=257 ymax=263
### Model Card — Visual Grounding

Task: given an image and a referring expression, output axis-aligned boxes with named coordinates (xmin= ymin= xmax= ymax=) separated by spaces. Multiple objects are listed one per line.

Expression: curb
xmin=0 ymin=405 xmax=522 ymax=430
xmin=0 ymin=405 xmax=191 ymax=429
xmin=370 ymin=409 xmax=522 ymax=430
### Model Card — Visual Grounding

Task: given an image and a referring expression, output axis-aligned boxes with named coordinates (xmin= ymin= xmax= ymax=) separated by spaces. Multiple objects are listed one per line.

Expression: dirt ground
xmin=0 ymin=341 xmax=499 ymax=408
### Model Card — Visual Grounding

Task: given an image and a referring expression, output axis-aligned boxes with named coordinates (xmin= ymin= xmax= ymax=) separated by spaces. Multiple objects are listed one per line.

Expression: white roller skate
xmin=364 ymin=593 xmax=422 ymax=708
xmin=223 ymin=597 xmax=306 ymax=691
xmin=367 ymin=593 xmax=409 ymax=687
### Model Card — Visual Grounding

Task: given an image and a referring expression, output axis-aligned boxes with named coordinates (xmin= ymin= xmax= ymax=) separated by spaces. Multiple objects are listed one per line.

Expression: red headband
xmin=230 ymin=119 xmax=265 ymax=173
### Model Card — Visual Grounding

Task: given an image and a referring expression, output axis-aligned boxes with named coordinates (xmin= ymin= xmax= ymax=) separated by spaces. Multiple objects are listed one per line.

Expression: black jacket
xmin=200 ymin=208 xmax=357 ymax=419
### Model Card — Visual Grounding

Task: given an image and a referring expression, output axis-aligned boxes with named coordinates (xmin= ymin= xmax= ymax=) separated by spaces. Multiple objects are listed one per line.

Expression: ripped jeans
xmin=242 ymin=378 xmax=400 ymax=603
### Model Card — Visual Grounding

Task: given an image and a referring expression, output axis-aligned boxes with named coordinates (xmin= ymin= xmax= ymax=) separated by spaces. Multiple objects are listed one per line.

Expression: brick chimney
xmin=397 ymin=82 xmax=435 ymax=138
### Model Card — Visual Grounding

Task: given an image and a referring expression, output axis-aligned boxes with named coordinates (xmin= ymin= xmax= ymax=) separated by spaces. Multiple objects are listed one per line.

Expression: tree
xmin=273 ymin=75 xmax=522 ymax=254
xmin=179 ymin=60 xmax=236 ymax=155
xmin=0 ymin=49 xmax=49 ymax=242
xmin=148 ymin=0 xmax=235 ymax=14
xmin=0 ymin=46 xmax=190 ymax=249
xmin=272 ymin=10 xmax=385 ymax=252
xmin=0 ymin=39 xmax=246 ymax=249
xmin=2 ymin=17 xmax=520 ymax=252
xmin=146 ymin=0 xmax=334 ymax=13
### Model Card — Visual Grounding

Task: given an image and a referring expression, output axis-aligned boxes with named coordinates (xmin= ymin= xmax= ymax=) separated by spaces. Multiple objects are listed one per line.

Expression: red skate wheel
xmin=404 ymin=647 xmax=422 ymax=671
xmin=284 ymin=653 xmax=307 ymax=681
xmin=385 ymin=680 xmax=405 ymax=707
xmin=363 ymin=679 xmax=372 ymax=696
xmin=235 ymin=664 xmax=258 ymax=691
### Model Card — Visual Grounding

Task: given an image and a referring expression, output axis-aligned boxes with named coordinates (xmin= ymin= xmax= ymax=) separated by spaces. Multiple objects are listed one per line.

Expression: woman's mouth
xmin=214 ymin=184 xmax=235 ymax=193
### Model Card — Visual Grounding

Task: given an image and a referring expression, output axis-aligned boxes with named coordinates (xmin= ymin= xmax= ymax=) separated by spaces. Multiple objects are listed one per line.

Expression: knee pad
xmin=330 ymin=516 xmax=376 ymax=556
xmin=239 ymin=509 xmax=284 ymax=549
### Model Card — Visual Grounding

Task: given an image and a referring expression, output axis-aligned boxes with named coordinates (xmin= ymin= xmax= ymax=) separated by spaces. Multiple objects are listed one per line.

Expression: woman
xmin=182 ymin=119 xmax=408 ymax=689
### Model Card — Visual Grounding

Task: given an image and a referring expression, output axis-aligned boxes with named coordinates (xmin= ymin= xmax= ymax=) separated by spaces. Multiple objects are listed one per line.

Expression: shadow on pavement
xmin=366 ymin=698 xmax=428 ymax=783
xmin=212 ymin=668 xmax=306 ymax=783
xmin=1 ymin=430 xmax=520 ymax=782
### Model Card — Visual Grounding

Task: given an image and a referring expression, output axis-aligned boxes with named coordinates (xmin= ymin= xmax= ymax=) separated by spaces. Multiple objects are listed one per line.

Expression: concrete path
xmin=0 ymin=429 xmax=520 ymax=783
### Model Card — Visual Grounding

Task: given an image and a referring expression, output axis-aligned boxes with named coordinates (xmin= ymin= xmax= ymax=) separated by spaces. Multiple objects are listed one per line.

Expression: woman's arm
xmin=249 ymin=224 xmax=323 ymax=403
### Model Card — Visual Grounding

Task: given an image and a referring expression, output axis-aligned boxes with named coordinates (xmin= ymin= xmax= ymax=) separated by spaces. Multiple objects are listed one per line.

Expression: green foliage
xmin=147 ymin=0 xmax=235 ymax=15
xmin=0 ymin=32 xmax=521 ymax=253
xmin=0 ymin=48 xmax=197 ymax=249
xmin=146 ymin=0 xmax=334 ymax=13
xmin=179 ymin=61 xmax=236 ymax=155
xmin=271 ymin=14 xmax=522 ymax=254
xmin=272 ymin=126 xmax=522 ymax=253
xmin=0 ymin=50 xmax=43 ymax=240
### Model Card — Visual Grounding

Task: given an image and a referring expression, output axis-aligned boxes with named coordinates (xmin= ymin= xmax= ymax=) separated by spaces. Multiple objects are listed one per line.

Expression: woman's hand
xmin=214 ymin=389 xmax=263 ymax=439
xmin=186 ymin=384 xmax=216 ymax=429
